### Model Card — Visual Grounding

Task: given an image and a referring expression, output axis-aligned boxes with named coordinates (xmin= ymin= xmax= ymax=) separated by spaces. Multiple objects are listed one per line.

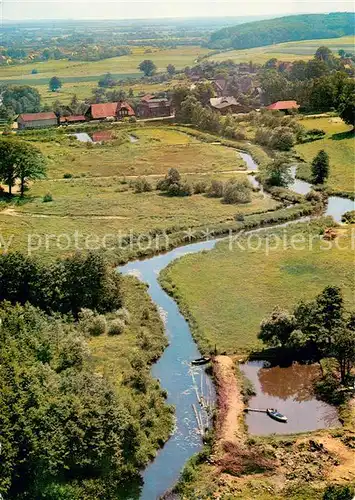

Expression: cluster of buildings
xmin=16 ymin=95 xmax=173 ymax=130
xmin=15 ymin=85 xmax=300 ymax=130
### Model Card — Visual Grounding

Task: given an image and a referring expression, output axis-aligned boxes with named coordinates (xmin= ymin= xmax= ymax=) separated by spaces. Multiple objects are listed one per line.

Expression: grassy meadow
xmin=208 ymin=35 xmax=355 ymax=64
xmin=0 ymin=127 xmax=278 ymax=259
xmin=34 ymin=127 xmax=246 ymax=179
xmin=160 ymin=220 xmax=355 ymax=354
xmin=0 ymin=46 xmax=207 ymax=83
xmin=296 ymin=116 xmax=355 ymax=194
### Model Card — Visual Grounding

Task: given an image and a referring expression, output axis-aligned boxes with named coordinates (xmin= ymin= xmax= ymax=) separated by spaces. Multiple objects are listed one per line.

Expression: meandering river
xmin=119 ymin=151 xmax=353 ymax=499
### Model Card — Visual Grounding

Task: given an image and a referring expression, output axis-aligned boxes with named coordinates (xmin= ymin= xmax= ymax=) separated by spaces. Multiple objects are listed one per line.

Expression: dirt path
xmin=213 ymin=355 xmax=245 ymax=450
xmin=317 ymin=435 xmax=355 ymax=482
xmin=0 ymin=208 xmax=128 ymax=220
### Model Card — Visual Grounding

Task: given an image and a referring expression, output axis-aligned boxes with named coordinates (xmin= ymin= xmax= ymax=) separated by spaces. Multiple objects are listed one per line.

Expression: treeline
xmin=208 ymin=12 xmax=355 ymax=50
xmin=0 ymin=252 xmax=173 ymax=498
xmin=0 ymin=252 xmax=121 ymax=316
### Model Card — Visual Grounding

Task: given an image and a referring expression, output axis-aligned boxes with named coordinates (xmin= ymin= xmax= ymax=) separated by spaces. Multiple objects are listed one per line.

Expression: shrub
xmin=235 ymin=212 xmax=245 ymax=221
xmin=116 ymin=307 xmax=131 ymax=324
xmin=208 ymin=180 xmax=224 ymax=198
xmin=88 ymin=315 xmax=107 ymax=336
xmin=305 ymin=190 xmax=324 ymax=204
xmin=323 ymin=484 xmax=354 ymax=500
xmin=341 ymin=210 xmax=355 ymax=224
xmin=193 ymin=180 xmax=208 ymax=194
xmin=63 ymin=173 xmax=73 ymax=179
xmin=307 ymin=128 xmax=326 ymax=137
xmin=167 ymin=181 xmax=192 ymax=197
xmin=270 ymin=130 xmax=295 ymax=151
xmin=223 ymin=180 xmax=252 ymax=204
xmin=156 ymin=168 xmax=181 ymax=192
xmin=43 ymin=193 xmax=53 ymax=202
xmin=134 ymin=177 xmax=152 ymax=193
xmin=234 ymin=128 xmax=247 ymax=141
xmin=108 ymin=318 xmax=125 ymax=335
xmin=129 ymin=116 xmax=137 ymax=123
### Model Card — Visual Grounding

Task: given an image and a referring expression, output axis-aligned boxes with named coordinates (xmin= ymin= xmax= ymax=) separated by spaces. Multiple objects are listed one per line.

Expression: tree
xmin=49 ymin=76 xmax=62 ymax=92
xmin=264 ymin=58 xmax=278 ymax=69
xmin=176 ymin=94 xmax=199 ymax=123
xmin=315 ymin=46 xmax=333 ymax=63
xmin=289 ymin=60 xmax=308 ymax=81
xmin=338 ymin=49 xmax=346 ymax=59
xmin=258 ymin=307 xmax=296 ymax=347
xmin=330 ymin=326 xmax=355 ymax=384
xmin=311 ymin=150 xmax=329 ymax=184
xmin=167 ymin=64 xmax=176 ymax=76
xmin=265 ymin=156 xmax=293 ymax=187
xmin=14 ymin=142 xmax=47 ymax=197
xmin=0 ymin=139 xmax=46 ymax=197
xmin=1 ymin=85 xmax=41 ymax=114
xmin=138 ymin=60 xmax=157 ymax=77
xmin=305 ymin=59 xmax=328 ymax=80
xmin=193 ymin=81 xmax=216 ymax=106
xmin=98 ymin=72 xmax=117 ymax=88
xmin=338 ymin=79 xmax=355 ymax=128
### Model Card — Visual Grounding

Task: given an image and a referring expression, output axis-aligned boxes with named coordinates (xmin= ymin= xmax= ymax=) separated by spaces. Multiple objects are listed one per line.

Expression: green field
xmin=35 ymin=80 xmax=177 ymax=105
xmin=35 ymin=127 xmax=245 ymax=179
xmin=295 ymin=116 xmax=355 ymax=194
xmin=208 ymin=35 xmax=355 ymax=64
xmin=161 ymin=220 xmax=355 ymax=354
xmin=0 ymin=46 xmax=208 ymax=84
xmin=0 ymin=127 xmax=278 ymax=259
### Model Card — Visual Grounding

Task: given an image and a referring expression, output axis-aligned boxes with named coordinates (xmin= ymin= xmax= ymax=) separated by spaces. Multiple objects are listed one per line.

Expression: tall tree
xmin=315 ymin=46 xmax=333 ymax=63
xmin=311 ymin=150 xmax=330 ymax=184
xmin=138 ymin=60 xmax=157 ymax=77
xmin=338 ymin=79 xmax=355 ymax=128
xmin=264 ymin=156 xmax=293 ymax=187
xmin=49 ymin=76 xmax=62 ymax=92
xmin=0 ymin=139 xmax=47 ymax=196
xmin=15 ymin=142 xmax=47 ymax=197
xmin=167 ymin=64 xmax=176 ymax=76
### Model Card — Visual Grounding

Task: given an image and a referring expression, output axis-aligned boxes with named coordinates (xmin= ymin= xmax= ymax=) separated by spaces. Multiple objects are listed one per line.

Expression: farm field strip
xmin=208 ymin=35 xmax=355 ymax=64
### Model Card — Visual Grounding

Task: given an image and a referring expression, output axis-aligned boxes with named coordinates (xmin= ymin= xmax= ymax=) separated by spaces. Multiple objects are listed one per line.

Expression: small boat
xmin=267 ymin=408 xmax=288 ymax=423
xmin=191 ymin=356 xmax=211 ymax=366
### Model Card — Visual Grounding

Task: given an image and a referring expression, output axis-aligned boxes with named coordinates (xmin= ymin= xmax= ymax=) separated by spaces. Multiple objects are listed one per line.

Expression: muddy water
xmin=240 ymin=362 xmax=340 ymax=435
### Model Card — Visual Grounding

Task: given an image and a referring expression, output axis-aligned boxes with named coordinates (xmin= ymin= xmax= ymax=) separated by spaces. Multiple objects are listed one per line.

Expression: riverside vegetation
xmin=0 ymin=251 xmax=173 ymax=499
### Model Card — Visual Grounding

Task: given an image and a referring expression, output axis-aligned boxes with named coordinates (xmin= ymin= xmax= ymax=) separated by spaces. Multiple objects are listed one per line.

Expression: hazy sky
xmin=2 ymin=0 xmax=353 ymax=20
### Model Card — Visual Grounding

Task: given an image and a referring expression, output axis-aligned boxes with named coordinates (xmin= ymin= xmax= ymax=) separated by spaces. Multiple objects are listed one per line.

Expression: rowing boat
xmin=267 ymin=408 xmax=288 ymax=423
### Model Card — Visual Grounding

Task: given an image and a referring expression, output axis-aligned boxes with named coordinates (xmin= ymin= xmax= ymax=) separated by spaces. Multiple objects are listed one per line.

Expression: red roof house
xmin=266 ymin=100 xmax=300 ymax=111
xmin=17 ymin=112 xmax=58 ymax=129
xmin=87 ymin=102 xmax=135 ymax=121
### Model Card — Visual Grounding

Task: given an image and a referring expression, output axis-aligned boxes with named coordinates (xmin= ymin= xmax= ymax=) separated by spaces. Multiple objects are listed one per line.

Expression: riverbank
xmin=175 ymin=355 xmax=355 ymax=500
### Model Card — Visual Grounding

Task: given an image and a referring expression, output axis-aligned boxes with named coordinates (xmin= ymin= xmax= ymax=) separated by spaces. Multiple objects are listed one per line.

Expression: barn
xmin=17 ymin=112 xmax=58 ymax=129
xmin=137 ymin=96 xmax=172 ymax=118
xmin=86 ymin=102 xmax=135 ymax=121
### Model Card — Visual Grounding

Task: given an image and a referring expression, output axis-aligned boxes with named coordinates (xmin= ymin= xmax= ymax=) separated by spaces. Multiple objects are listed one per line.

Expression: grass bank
xmin=160 ymin=219 xmax=354 ymax=354
xmin=295 ymin=116 xmax=355 ymax=196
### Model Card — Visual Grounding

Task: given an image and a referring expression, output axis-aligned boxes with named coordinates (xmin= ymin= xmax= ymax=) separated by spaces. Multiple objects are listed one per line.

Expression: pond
xmin=240 ymin=361 xmax=340 ymax=436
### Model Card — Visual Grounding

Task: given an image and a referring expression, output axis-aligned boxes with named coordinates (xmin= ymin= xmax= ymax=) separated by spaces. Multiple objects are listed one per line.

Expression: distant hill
xmin=208 ymin=12 xmax=355 ymax=50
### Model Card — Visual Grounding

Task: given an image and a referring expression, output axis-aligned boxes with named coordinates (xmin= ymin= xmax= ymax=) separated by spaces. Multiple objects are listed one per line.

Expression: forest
xmin=208 ymin=12 xmax=355 ymax=49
